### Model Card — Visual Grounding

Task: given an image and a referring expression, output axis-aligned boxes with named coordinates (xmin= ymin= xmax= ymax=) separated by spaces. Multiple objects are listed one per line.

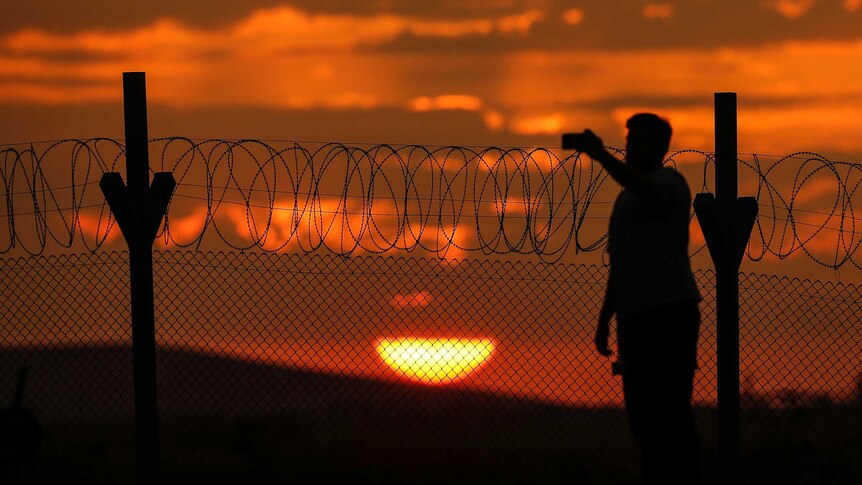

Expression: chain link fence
xmin=1 ymin=251 xmax=860 ymax=483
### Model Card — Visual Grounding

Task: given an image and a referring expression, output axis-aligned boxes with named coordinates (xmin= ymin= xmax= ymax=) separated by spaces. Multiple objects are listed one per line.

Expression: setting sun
xmin=375 ymin=337 xmax=496 ymax=385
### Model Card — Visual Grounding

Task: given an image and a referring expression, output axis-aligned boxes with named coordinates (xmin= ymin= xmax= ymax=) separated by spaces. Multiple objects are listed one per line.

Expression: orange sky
xmin=2 ymin=1 xmax=862 ymax=282
xmin=1 ymin=1 xmax=861 ymax=149
xmin=5 ymin=2 xmax=862 ymax=418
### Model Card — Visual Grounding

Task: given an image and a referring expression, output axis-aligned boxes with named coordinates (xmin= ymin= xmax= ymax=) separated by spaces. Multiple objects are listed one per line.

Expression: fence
xmin=2 ymin=250 xmax=860 ymax=482
xmin=2 ymin=136 xmax=862 ymax=482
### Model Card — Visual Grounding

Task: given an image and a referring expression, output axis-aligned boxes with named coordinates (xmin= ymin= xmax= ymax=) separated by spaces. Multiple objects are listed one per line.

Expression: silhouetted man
xmin=566 ymin=113 xmax=702 ymax=484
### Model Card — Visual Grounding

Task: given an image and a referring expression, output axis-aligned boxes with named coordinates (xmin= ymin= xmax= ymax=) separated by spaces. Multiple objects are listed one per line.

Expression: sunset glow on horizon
xmin=376 ymin=337 xmax=496 ymax=385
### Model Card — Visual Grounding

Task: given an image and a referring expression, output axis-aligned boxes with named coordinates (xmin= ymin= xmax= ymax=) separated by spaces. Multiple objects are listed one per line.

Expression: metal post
xmin=714 ymin=92 xmax=741 ymax=482
xmin=125 ymin=72 xmax=159 ymax=485
xmin=715 ymin=93 xmax=738 ymax=202
xmin=693 ymin=92 xmax=757 ymax=484
xmin=124 ymin=73 xmax=149 ymax=198
xmin=100 ymin=72 xmax=175 ymax=484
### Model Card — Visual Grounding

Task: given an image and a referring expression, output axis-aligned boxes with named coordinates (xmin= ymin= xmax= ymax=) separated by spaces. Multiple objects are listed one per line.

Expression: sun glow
xmin=375 ymin=337 xmax=496 ymax=385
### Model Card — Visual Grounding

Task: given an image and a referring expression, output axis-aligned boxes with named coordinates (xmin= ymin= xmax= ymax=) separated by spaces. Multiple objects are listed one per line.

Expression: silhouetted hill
xmin=2 ymin=346 xmax=859 ymax=483
xmin=2 ymin=345 xmax=636 ymax=483
xmin=0 ymin=345 xmax=576 ymax=422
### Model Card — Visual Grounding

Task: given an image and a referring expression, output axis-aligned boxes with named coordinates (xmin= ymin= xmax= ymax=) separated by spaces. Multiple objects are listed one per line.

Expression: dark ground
xmin=1 ymin=346 xmax=859 ymax=484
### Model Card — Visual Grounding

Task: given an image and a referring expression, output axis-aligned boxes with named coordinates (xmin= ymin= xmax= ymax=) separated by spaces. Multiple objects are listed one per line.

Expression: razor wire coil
xmin=2 ymin=138 xmax=861 ymax=269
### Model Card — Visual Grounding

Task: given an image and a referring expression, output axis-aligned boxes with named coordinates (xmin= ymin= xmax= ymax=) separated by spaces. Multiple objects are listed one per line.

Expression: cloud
xmin=610 ymin=101 xmax=862 ymax=154
xmin=199 ymin=194 xmax=477 ymax=261
xmin=158 ymin=205 xmax=209 ymax=247
xmin=77 ymin=210 xmax=121 ymax=244
xmin=787 ymin=176 xmax=844 ymax=205
xmin=2 ymin=6 xmax=545 ymax=56
xmin=0 ymin=6 xmax=544 ymax=110
xmin=408 ymin=94 xmax=484 ymax=112
xmin=761 ymin=0 xmax=816 ymax=19
xmin=563 ymin=9 xmax=585 ymax=25
xmin=0 ymin=82 xmax=119 ymax=104
xmin=4 ymin=6 xmax=862 ymax=167
xmin=4 ymin=19 xmax=215 ymax=55
xmin=643 ymin=3 xmax=675 ymax=20
xmin=483 ymin=110 xmax=506 ymax=131
xmin=510 ymin=114 xmax=565 ymax=135
xmin=495 ymin=9 xmax=545 ymax=35
xmin=766 ymin=211 xmax=860 ymax=260
xmin=213 ymin=198 xmax=346 ymax=252
xmin=494 ymin=39 xmax=862 ymax=151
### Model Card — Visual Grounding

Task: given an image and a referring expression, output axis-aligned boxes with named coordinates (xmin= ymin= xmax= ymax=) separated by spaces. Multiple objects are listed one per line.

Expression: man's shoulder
xmin=651 ymin=165 xmax=683 ymax=179
xmin=650 ymin=166 xmax=690 ymax=191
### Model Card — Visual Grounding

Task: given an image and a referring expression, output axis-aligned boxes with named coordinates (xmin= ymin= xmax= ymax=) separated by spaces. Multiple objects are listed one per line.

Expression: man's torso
xmin=608 ymin=166 xmax=701 ymax=320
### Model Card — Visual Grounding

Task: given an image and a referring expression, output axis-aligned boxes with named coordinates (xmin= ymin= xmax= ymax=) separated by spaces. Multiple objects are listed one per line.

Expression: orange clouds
xmin=643 ymin=3 xmax=675 ymax=20
xmin=157 ymin=205 xmax=209 ymax=248
xmin=761 ymin=0 xmax=816 ymax=19
xmin=483 ymin=110 xmax=506 ymax=131
xmin=501 ymin=40 xmax=862 ymax=111
xmin=169 ymin=195 xmax=475 ymax=261
xmin=751 ymin=209 xmax=861 ymax=265
xmin=510 ymin=114 xmax=565 ymax=135
xmin=77 ymin=210 xmax=121 ymax=244
xmin=0 ymin=82 xmax=119 ymax=105
xmin=611 ymin=102 xmax=862 ymax=154
xmin=3 ymin=6 xmax=545 ymax=56
xmin=0 ymin=6 xmax=544 ymax=108
xmin=408 ymin=94 xmax=484 ymax=112
xmin=3 ymin=20 xmax=212 ymax=55
xmin=3 ymin=3 xmax=862 ymax=162
xmin=495 ymin=9 xmax=546 ymax=35
xmin=563 ymin=9 xmax=585 ymax=26
xmin=215 ymin=197 xmax=351 ymax=252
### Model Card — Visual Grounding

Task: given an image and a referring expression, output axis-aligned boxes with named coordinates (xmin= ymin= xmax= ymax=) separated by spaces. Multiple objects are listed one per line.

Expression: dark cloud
xmin=0 ymin=0 xmax=535 ymax=34
xmin=3 ymin=0 xmax=862 ymax=49
xmin=568 ymin=93 xmax=862 ymax=112
xmin=381 ymin=1 xmax=862 ymax=52
xmin=0 ymin=102 xmax=550 ymax=147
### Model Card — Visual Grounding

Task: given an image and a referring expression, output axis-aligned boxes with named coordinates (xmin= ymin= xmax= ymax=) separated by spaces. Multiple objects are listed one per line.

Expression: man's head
xmin=625 ymin=113 xmax=672 ymax=171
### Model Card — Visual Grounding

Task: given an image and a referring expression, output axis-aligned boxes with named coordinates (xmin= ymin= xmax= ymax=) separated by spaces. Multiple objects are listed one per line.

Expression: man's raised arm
xmin=565 ymin=130 xmax=665 ymax=205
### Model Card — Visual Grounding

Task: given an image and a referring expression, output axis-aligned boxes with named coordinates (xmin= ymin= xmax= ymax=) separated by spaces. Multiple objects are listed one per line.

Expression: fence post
xmin=693 ymin=92 xmax=757 ymax=483
xmin=99 ymin=72 xmax=175 ymax=484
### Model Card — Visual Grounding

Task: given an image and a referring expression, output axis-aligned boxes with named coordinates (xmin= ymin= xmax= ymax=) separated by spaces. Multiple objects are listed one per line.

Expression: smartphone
xmin=562 ymin=132 xmax=587 ymax=150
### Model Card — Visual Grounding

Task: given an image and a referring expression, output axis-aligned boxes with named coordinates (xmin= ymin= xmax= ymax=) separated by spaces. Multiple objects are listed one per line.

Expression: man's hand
xmin=562 ymin=129 xmax=606 ymax=160
xmin=595 ymin=318 xmax=612 ymax=357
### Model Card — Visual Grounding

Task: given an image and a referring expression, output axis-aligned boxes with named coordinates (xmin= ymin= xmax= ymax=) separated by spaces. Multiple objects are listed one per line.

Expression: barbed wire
xmin=2 ymin=137 xmax=861 ymax=268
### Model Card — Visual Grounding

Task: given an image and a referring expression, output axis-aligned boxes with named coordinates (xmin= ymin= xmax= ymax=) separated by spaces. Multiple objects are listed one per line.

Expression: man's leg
xmin=621 ymin=363 xmax=654 ymax=481
xmin=676 ymin=302 xmax=701 ymax=482
xmin=618 ymin=315 xmax=655 ymax=482
xmin=657 ymin=301 xmax=701 ymax=483
xmin=619 ymin=301 xmax=701 ymax=484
